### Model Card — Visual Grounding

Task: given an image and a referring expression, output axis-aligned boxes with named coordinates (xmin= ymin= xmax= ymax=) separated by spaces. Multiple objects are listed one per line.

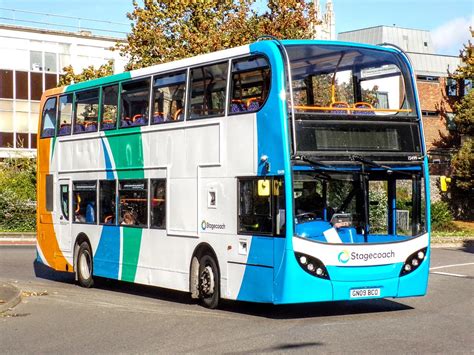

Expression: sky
xmin=0 ymin=0 xmax=472 ymax=56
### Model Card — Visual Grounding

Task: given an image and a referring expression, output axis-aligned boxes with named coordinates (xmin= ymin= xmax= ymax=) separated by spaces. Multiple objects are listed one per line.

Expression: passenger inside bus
xmin=121 ymin=211 xmax=136 ymax=225
xmin=295 ymin=181 xmax=324 ymax=219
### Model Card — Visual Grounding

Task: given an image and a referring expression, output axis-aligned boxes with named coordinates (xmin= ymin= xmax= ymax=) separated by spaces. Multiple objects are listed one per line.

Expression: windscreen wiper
xmin=292 ymin=155 xmax=337 ymax=171
xmin=350 ymin=155 xmax=413 ymax=177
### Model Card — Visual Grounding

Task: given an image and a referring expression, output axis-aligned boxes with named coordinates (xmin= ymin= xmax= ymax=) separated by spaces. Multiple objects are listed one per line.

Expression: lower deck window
xmin=99 ymin=180 xmax=116 ymax=225
xmin=119 ymin=180 xmax=148 ymax=227
xmin=73 ymin=181 xmax=97 ymax=224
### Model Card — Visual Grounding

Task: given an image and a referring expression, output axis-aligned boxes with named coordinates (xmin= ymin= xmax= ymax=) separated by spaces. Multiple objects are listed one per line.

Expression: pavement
xmin=0 ymin=232 xmax=472 ymax=313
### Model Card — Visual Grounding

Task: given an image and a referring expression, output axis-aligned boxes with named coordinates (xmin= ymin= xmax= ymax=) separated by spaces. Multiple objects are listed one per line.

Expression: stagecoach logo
xmin=338 ymin=250 xmax=350 ymax=264
xmin=338 ymin=249 xmax=396 ymax=264
xmin=201 ymin=220 xmax=226 ymax=231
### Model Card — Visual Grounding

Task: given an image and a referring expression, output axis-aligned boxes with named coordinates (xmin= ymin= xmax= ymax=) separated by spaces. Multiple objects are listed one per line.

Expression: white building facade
xmin=0 ymin=24 xmax=126 ymax=158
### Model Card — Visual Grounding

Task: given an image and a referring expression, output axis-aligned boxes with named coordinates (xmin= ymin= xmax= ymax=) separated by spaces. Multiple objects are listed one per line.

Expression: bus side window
xmin=45 ymin=174 xmax=54 ymax=211
xmin=189 ymin=62 xmax=228 ymax=119
xmin=73 ymin=181 xmax=97 ymax=224
xmin=150 ymin=179 xmax=166 ymax=229
xmin=57 ymin=94 xmax=73 ymax=136
xmin=101 ymin=85 xmax=119 ymax=130
xmin=40 ymin=97 xmax=57 ymax=138
xmin=60 ymin=184 xmax=69 ymax=220
xmin=119 ymin=180 xmax=148 ymax=227
xmin=120 ymin=79 xmax=150 ymax=128
xmin=74 ymin=89 xmax=99 ymax=134
xmin=99 ymin=180 xmax=116 ymax=225
xmin=230 ymin=56 xmax=271 ymax=114
xmin=152 ymin=71 xmax=186 ymax=124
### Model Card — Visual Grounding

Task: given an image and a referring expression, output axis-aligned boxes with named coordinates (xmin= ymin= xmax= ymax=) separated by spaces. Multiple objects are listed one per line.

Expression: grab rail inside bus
xmin=257 ymin=35 xmax=297 ymax=155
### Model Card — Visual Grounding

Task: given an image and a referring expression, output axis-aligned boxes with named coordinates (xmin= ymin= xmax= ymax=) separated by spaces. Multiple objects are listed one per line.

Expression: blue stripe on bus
xmin=93 ymin=226 xmax=120 ymax=279
xmin=100 ymin=138 xmax=115 ymax=180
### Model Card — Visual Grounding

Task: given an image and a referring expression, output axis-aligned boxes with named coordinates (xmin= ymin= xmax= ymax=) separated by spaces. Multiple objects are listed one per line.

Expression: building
xmin=0 ymin=24 xmax=126 ymax=158
xmin=338 ymin=26 xmax=464 ymax=173
xmin=312 ymin=0 xmax=336 ymax=40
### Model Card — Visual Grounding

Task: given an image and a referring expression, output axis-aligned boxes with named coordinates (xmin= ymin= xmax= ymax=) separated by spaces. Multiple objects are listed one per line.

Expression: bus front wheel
xmin=198 ymin=254 xmax=219 ymax=309
xmin=77 ymin=241 xmax=94 ymax=288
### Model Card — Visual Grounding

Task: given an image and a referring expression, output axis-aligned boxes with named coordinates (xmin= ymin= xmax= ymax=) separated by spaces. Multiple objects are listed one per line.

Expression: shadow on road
xmin=34 ymin=261 xmax=413 ymax=319
xmin=462 ymin=240 xmax=473 ymax=253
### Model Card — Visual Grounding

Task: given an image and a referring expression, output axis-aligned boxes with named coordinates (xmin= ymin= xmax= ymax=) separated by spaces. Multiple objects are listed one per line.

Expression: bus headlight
xmin=400 ymin=248 xmax=427 ymax=276
xmin=295 ymin=252 xmax=330 ymax=280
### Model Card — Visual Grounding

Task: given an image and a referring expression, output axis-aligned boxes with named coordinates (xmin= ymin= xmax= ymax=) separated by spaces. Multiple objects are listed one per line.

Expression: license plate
xmin=350 ymin=288 xmax=380 ymax=298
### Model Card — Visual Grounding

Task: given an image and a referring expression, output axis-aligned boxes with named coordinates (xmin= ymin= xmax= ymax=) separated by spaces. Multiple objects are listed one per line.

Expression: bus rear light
xmin=400 ymin=248 xmax=427 ymax=276
xmin=295 ymin=252 xmax=330 ymax=280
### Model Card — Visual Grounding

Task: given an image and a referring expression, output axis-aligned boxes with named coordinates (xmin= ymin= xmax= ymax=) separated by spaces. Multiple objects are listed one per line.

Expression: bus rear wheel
xmin=77 ymin=241 xmax=94 ymax=288
xmin=198 ymin=254 xmax=219 ymax=309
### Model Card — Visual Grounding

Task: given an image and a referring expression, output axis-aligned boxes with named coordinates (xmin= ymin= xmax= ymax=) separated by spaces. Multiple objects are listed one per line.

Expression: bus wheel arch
xmin=190 ymin=243 xmax=220 ymax=308
xmin=74 ymin=233 xmax=94 ymax=288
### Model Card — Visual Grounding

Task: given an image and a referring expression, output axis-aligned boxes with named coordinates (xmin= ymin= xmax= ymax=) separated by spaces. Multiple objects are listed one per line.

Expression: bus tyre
xmin=77 ymin=241 xmax=94 ymax=288
xmin=198 ymin=254 xmax=219 ymax=309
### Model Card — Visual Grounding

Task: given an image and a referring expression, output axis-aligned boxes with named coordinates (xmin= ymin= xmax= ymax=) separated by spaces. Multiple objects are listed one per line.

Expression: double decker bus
xmin=37 ymin=39 xmax=430 ymax=308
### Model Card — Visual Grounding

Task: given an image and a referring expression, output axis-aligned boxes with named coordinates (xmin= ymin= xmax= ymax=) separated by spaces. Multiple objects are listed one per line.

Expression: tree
xmin=58 ymin=60 xmax=115 ymax=86
xmin=116 ymin=0 xmax=319 ymax=70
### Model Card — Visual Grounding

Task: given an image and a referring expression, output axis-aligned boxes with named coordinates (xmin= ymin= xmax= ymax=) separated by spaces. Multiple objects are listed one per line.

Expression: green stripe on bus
xmin=121 ymin=227 xmax=143 ymax=282
xmin=104 ymin=127 xmax=145 ymax=281
xmin=64 ymin=72 xmax=132 ymax=93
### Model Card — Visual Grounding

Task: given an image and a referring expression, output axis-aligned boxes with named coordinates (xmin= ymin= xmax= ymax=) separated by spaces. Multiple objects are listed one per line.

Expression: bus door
xmin=58 ymin=178 xmax=72 ymax=252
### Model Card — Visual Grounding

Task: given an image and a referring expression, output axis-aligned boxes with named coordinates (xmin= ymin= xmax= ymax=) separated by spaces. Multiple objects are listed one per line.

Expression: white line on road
xmin=429 ymin=262 xmax=474 ymax=270
xmin=431 ymin=271 xmax=469 ymax=278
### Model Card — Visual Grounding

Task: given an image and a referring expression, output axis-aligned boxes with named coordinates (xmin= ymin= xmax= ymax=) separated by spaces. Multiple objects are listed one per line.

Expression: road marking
xmin=431 ymin=271 xmax=468 ymax=278
xmin=430 ymin=262 xmax=474 ymax=270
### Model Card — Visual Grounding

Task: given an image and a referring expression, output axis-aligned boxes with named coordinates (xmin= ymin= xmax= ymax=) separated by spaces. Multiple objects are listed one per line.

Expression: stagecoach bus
xmin=36 ymin=39 xmax=430 ymax=308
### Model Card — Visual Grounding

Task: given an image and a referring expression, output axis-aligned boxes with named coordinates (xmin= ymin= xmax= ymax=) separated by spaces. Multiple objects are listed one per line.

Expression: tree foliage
xmin=0 ymin=156 xmax=37 ymax=232
xmin=58 ymin=60 xmax=115 ymax=86
xmin=116 ymin=0 xmax=319 ymax=70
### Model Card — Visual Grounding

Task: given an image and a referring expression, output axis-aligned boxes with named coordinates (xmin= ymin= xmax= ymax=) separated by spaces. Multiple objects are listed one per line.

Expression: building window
xmin=417 ymin=75 xmax=439 ymax=82
xmin=150 ymin=179 xmax=166 ymax=229
xmin=15 ymin=71 xmax=28 ymax=100
xmin=74 ymin=89 xmax=99 ymax=133
xmin=99 ymin=180 xmax=116 ymax=225
xmin=421 ymin=111 xmax=438 ymax=117
xmin=230 ymin=56 xmax=271 ymax=114
xmin=58 ymin=94 xmax=73 ymax=136
xmin=152 ymin=71 xmax=186 ymax=124
xmin=462 ymin=79 xmax=472 ymax=96
xmin=30 ymin=51 xmax=43 ymax=71
xmin=446 ymin=78 xmax=458 ymax=97
xmin=44 ymin=52 xmax=57 ymax=73
xmin=30 ymin=72 xmax=43 ymax=101
xmin=120 ymin=79 xmax=150 ymax=128
xmin=189 ymin=62 xmax=228 ymax=119
xmin=0 ymin=70 xmax=13 ymax=99
xmin=40 ymin=97 xmax=57 ymax=138
xmin=73 ymin=181 xmax=97 ymax=224
xmin=45 ymin=73 xmax=57 ymax=91
xmin=119 ymin=180 xmax=148 ymax=227
xmin=101 ymin=85 xmax=119 ymax=130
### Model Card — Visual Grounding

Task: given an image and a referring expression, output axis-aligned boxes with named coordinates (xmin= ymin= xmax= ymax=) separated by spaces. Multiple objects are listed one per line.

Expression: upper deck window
xmin=230 ymin=56 xmax=271 ymax=114
xmin=189 ymin=62 xmax=228 ymax=119
xmin=287 ymin=45 xmax=415 ymax=118
xmin=57 ymin=94 xmax=73 ymax=136
xmin=74 ymin=89 xmax=99 ymax=134
xmin=40 ymin=97 xmax=57 ymax=138
xmin=120 ymin=79 xmax=150 ymax=128
xmin=152 ymin=71 xmax=186 ymax=124
xmin=101 ymin=85 xmax=119 ymax=131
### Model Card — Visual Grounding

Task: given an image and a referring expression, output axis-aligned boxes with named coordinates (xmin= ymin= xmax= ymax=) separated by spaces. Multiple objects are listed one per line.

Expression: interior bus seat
xmin=85 ymin=122 xmax=97 ymax=132
xmin=173 ymin=109 xmax=183 ymax=121
xmin=58 ymin=124 xmax=71 ymax=135
xmin=74 ymin=124 xmax=85 ymax=133
xmin=153 ymin=111 xmax=165 ymax=124
xmin=104 ymin=215 xmax=114 ymax=224
xmin=354 ymin=102 xmax=375 ymax=115
xmin=230 ymin=99 xmax=247 ymax=113
xmin=246 ymin=97 xmax=263 ymax=111
xmin=131 ymin=114 xmax=146 ymax=126
xmin=121 ymin=117 xmax=132 ymax=127
xmin=101 ymin=119 xmax=116 ymax=130
xmin=42 ymin=128 xmax=55 ymax=137
xmin=330 ymin=102 xmax=350 ymax=114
